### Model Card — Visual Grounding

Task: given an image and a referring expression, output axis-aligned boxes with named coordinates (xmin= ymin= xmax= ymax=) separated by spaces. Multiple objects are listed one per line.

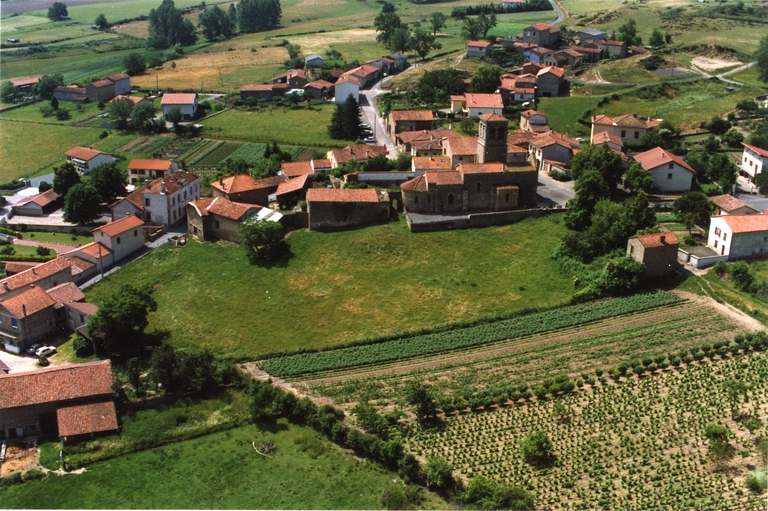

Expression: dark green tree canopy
xmin=88 ymin=162 xmax=127 ymax=203
xmin=520 ymin=430 xmax=553 ymax=463
xmin=198 ymin=5 xmax=234 ymax=41
xmin=623 ymin=162 xmax=654 ymax=193
xmin=374 ymin=11 xmax=405 ymax=48
xmin=123 ymin=52 xmax=147 ymax=76
xmin=37 ymin=74 xmax=65 ymax=100
xmin=48 ymin=2 xmax=68 ymax=21
xmin=53 ymin=162 xmax=81 ymax=196
xmin=405 ymin=382 xmax=437 ymax=419
xmin=673 ymin=191 xmax=713 ymax=234
xmin=469 ymin=64 xmax=502 ymax=93
xmin=147 ymin=0 xmax=197 ymax=49
xmin=63 ymin=183 xmax=101 ymax=224
xmin=569 ymin=143 xmax=625 ymax=188
xmin=429 ymin=12 xmax=447 ymax=36
xmin=240 ymin=218 xmax=285 ymax=264
xmin=238 ymin=0 xmax=282 ymax=33
xmin=94 ymin=13 xmax=109 ymax=30
xmin=89 ymin=284 xmax=158 ymax=357
xmin=328 ymin=94 xmax=361 ymax=140
xmin=109 ymin=97 xmax=135 ymax=129
xmin=755 ymin=33 xmax=768 ymax=84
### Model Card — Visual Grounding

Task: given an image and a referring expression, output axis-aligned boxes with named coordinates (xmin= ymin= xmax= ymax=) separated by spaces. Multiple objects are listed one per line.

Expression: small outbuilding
xmin=627 ymin=232 xmax=680 ymax=278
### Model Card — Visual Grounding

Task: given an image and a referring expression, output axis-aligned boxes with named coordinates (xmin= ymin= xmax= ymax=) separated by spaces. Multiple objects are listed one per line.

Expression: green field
xmin=730 ymin=66 xmax=768 ymax=88
xmin=24 ymin=0 xmax=231 ymax=24
xmin=201 ymin=104 xmax=342 ymax=147
xmin=2 ymin=420 xmax=441 ymax=509
xmin=0 ymin=101 xmax=105 ymax=125
xmin=84 ymin=216 xmax=574 ymax=359
xmin=24 ymin=231 xmax=92 ymax=246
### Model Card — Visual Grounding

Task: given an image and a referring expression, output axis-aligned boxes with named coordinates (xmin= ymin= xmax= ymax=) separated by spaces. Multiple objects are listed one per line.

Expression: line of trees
xmin=147 ymin=0 xmax=197 ymax=49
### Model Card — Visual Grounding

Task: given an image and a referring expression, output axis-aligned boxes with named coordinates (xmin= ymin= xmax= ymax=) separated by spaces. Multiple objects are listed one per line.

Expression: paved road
xmin=536 ymin=172 xmax=574 ymax=207
xmin=547 ymin=0 xmax=565 ymax=25
xmin=360 ymin=74 xmax=401 ymax=158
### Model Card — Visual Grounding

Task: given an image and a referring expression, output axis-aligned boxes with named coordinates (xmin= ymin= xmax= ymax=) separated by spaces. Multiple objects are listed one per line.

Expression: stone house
xmin=0 ymin=285 xmax=57 ymax=352
xmin=529 ymin=130 xmax=581 ymax=169
xmin=0 ymin=256 xmax=96 ymax=304
xmin=591 ymin=131 xmax=624 ymax=152
xmin=522 ymin=23 xmax=560 ymax=48
xmin=535 ymin=66 xmax=564 ymax=97
xmin=303 ymin=80 xmax=334 ymax=100
xmin=275 ymin=174 xmax=310 ymax=208
xmin=11 ymin=190 xmax=61 ymax=217
xmin=281 ymin=161 xmax=314 ymax=178
xmin=306 ymin=188 xmax=391 ymax=230
xmin=0 ymin=360 xmax=117 ymax=443
xmin=187 ymin=196 xmax=280 ymax=243
xmin=591 ymin=114 xmax=660 ymax=147
xmin=210 ymin=174 xmax=286 ymax=206
xmin=53 ymin=86 xmax=88 ymax=103
xmin=571 ymin=46 xmax=602 ymax=63
xmin=443 ymin=137 xmax=478 ymax=168
xmin=327 ymin=144 xmax=388 ymax=168
xmin=127 ymin=159 xmax=178 ymax=185
xmin=524 ymin=46 xmax=552 ymax=64
xmin=708 ymin=214 xmax=768 ymax=259
xmin=272 ymin=69 xmax=308 ymax=89
xmin=10 ymin=76 xmax=40 ymax=92
xmin=520 ymin=109 xmax=548 ymax=133
xmin=633 ymin=147 xmax=695 ymax=193
xmin=740 ymin=142 xmax=768 ymax=179
xmin=388 ymin=110 xmax=435 ymax=139
xmin=600 ymin=40 xmax=628 ymax=58
xmin=305 ymin=54 xmax=324 ymax=68
xmin=627 ymin=232 xmax=679 ymax=278
xmin=396 ymin=128 xmax=456 ymax=154
xmin=240 ymin=84 xmax=283 ymax=102
xmin=85 ymin=73 xmax=131 ymax=103
xmin=110 ymin=171 xmax=200 ymax=228
xmin=412 ymin=156 xmax=452 ymax=173
xmin=467 ymin=41 xmax=494 ymax=58
xmin=709 ymin=195 xmax=760 ymax=216
xmin=65 ymin=146 xmax=117 ymax=176
xmin=161 ymin=93 xmax=198 ymax=121
xmin=578 ymin=29 xmax=607 ymax=44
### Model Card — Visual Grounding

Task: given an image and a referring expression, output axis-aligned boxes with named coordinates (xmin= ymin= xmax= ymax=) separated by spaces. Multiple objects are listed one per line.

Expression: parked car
xmin=360 ymin=124 xmax=371 ymax=130
xmin=364 ymin=137 xmax=376 ymax=144
xmin=27 ymin=343 xmax=41 ymax=355
xmin=35 ymin=346 xmax=56 ymax=358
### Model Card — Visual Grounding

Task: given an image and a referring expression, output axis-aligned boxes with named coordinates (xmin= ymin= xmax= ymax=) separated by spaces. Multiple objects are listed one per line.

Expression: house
xmin=443 ymin=137 xmax=478 ymax=168
xmin=463 ymin=93 xmax=504 ymax=119
xmin=41 ymin=282 xmax=96 ymax=337
xmin=84 ymin=73 xmax=130 ymax=103
xmin=240 ymin=84 xmax=281 ymax=102
xmin=275 ymin=174 xmax=310 ymax=208
xmin=578 ymin=29 xmax=607 ymax=44
xmin=600 ymin=40 xmax=628 ymax=59
xmin=209 ymin=174 xmax=285 ymax=205
xmin=327 ymin=144 xmax=388 ymax=168
xmin=627 ymin=232 xmax=680 ymax=278
xmin=708 ymin=214 xmax=768 ymax=259
xmin=65 ymin=146 xmax=117 ymax=176
xmin=520 ymin=109 xmax=549 ymax=133
xmin=334 ymin=75 xmax=360 ymax=104
xmin=305 ymin=54 xmax=324 ymax=68
xmin=571 ymin=46 xmax=602 ymax=63
xmin=412 ymin=156 xmax=452 ymax=173
xmin=91 ymin=215 xmax=146 ymax=264
xmin=53 ymin=86 xmax=88 ymax=103
xmin=740 ymin=143 xmax=768 ymax=179
xmin=467 ymin=41 xmax=494 ymax=58
xmin=281 ymin=161 xmax=314 ymax=178
xmin=633 ymin=147 xmax=695 ymax=193
xmin=592 ymin=131 xmax=624 ymax=152
xmin=542 ymin=51 xmax=569 ymax=68
xmin=272 ymin=69 xmax=308 ymax=89
xmin=529 ymin=131 xmax=580 ymax=169
xmin=378 ymin=53 xmax=408 ymax=74
xmin=109 ymin=95 xmax=147 ymax=106
xmin=499 ymin=74 xmax=537 ymax=104
xmin=110 ymin=171 xmax=200 ymax=228
xmin=388 ymin=110 xmax=435 ymax=139
xmin=591 ymin=114 xmax=660 ymax=147
xmin=303 ymin=80 xmax=334 ymax=100
xmin=522 ymin=23 xmax=561 ymax=49
xmin=0 ymin=360 xmax=117 ymax=443
xmin=127 ymin=159 xmax=178 ymax=185
xmin=524 ymin=46 xmax=552 ymax=63
xmin=0 ymin=257 xmax=96 ymax=305
xmin=410 ymin=138 xmax=445 ymax=157
xmin=10 ymin=76 xmax=40 ymax=92
xmin=161 ymin=93 xmax=198 ymax=121
xmin=306 ymin=188 xmax=391 ymax=230
xmin=536 ymin=66 xmax=564 ymax=97
xmin=560 ymin=49 xmax=584 ymax=68
xmin=187 ymin=196 xmax=280 ymax=243
xmin=11 ymin=190 xmax=61 ymax=217
xmin=341 ymin=63 xmax=381 ymax=88
xmin=396 ymin=128 xmax=456 ymax=154
xmin=709 ymin=195 xmax=760 ymax=216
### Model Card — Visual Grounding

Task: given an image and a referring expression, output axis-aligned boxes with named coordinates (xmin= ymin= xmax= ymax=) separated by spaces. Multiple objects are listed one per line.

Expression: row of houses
xmin=54 ymin=74 xmax=131 ymax=103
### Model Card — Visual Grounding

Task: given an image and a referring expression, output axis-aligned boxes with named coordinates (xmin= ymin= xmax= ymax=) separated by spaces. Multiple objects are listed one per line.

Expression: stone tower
xmin=477 ymin=113 xmax=508 ymax=164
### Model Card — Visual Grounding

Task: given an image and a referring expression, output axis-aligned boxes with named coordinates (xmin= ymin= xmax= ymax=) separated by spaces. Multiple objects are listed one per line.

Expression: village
xmin=1 ymin=0 xmax=768 ymax=508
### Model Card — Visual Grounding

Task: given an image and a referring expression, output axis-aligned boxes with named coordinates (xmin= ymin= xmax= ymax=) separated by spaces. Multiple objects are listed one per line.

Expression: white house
xmin=520 ymin=109 xmax=548 ymax=133
xmin=464 ymin=93 xmax=504 ymax=119
xmin=741 ymin=143 xmax=768 ymax=179
xmin=633 ymin=147 xmax=695 ymax=193
xmin=708 ymin=214 xmax=768 ymax=260
xmin=110 ymin=171 xmax=200 ymax=228
xmin=91 ymin=215 xmax=146 ymax=263
xmin=127 ymin=159 xmax=178 ymax=185
xmin=65 ymin=146 xmax=117 ymax=176
xmin=334 ymin=75 xmax=360 ymax=105
xmin=161 ymin=93 xmax=198 ymax=121
xmin=466 ymin=41 xmax=494 ymax=58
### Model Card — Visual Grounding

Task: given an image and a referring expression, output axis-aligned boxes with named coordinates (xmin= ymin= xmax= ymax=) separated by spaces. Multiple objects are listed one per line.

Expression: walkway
xmin=11 ymin=239 xmax=76 ymax=255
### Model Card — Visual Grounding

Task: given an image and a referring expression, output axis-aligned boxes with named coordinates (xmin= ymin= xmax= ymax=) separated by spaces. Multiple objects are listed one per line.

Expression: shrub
xmin=22 ymin=469 xmax=45 ymax=482
xmin=704 ymin=423 xmax=730 ymax=441
xmin=746 ymin=470 xmax=768 ymax=493
xmin=0 ymin=472 xmax=23 ymax=487
xmin=520 ymin=430 xmax=552 ymax=463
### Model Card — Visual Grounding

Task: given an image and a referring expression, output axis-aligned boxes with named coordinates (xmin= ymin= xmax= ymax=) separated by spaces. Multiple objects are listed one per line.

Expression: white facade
xmin=648 ymin=162 xmax=694 ymax=193
xmin=467 ymin=105 xmax=503 ymax=120
xmin=143 ymin=180 xmax=200 ymax=228
xmin=335 ymin=81 xmax=360 ymax=105
xmin=741 ymin=144 xmax=768 ymax=179
xmin=66 ymin=153 xmax=117 ymax=176
xmin=93 ymin=227 xmax=144 ymax=262
xmin=708 ymin=215 xmax=768 ymax=260
xmin=112 ymin=77 xmax=131 ymax=96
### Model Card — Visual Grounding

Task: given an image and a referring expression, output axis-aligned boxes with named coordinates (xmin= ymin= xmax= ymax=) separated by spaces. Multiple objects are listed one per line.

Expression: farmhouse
xmin=740 ymin=142 xmax=768 ymax=179
xmin=444 ymin=137 xmax=478 ymax=168
xmin=627 ymin=232 xmax=680 ymax=278
xmin=109 ymin=95 xmax=147 ymax=106
xmin=91 ymin=215 xmax=146 ymax=264
xmin=187 ymin=196 xmax=280 ymax=243
xmin=161 ymin=93 xmax=198 ymax=121
xmin=334 ymin=75 xmax=360 ymax=104
xmin=499 ymin=74 xmax=537 ymax=104
xmin=53 ymin=86 xmax=87 ymax=103
xmin=110 ymin=171 xmax=200 ymax=228
xmin=460 ymin=93 xmax=504 ymax=119
xmin=127 ymin=159 xmax=178 ymax=185
xmin=578 ymin=29 xmax=607 ymax=44
xmin=0 ymin=257 xmax=96 ymax=304
xmin=412 ymin=155 xmax=452 ymax=172
xmin=388 ymin=110 xmax=435 ymax=139
xmin=633 ymin=147 xmax=695 ymax=193
xmin=10 ymin=76 xmax=40 ymax=92
xmin=529 ymin=130 xmax=581 ymax=169
xmin=709 ymin=194 xmax=760 ymax=216
xmin=303 ymin=79 xmax=334 ymax=100
xmin=396 ymin=128 xmax=457 ymax=154
xmin=11 ymin=190 xmax=61 ymax=217
xmin=240 ymin=84 xmax=285 ymax=102
xmin=272 ymin=69 xmax=308 ymax=89
xmin=0 ymin=360 xmax=117 ymax=443
xmin=209 ymin=174 xmax=285 ymax=206
xmin=328 ymin=144 xmax=388 ymax=168
xmin=306 ymin=188 xmax=391 ymax=230
xmin=591 ymin=114 xmax=660 ymax=147
xmin=599 ymin=40 xmax=628 ymax=58
xmin=275 ymin=174 xmax=310 ymax=208
xmin=522 ymin=23 xmax=561 ymax=49
xmin=85 ymin=73 xmax=131 ymax=103
xmin=592 ymin=131 xmax=624 ymax=152
xmin=281 ymin=161 xmax=313 ymax=178
xmin=65 ymin=146 xmax=117 ymax=176
xmin=708 ymin=214 xmax=768 ymax=260
xmin=524 ymin=46 xmax=553 ymax=64
xmin=467 ymin=41 xmax=494 ymax=58
xmin=536 ymin=66 xmax=565 ymax=97
xmin=520 ymin=109 xmax=549 ymax=133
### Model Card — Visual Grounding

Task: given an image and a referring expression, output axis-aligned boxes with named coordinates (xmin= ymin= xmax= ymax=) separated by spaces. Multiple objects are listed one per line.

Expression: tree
xmin=198 ymin=5 xmax=234 ymax=41
xmin=227 ymin=3 xmax=237 ymax=29
xmin=62 ymin=183 xmax=101 ymax=224
xmin=126 ymin=357 xmax=142 ymax=395
xmin=55 ymin=108 xmax=71 ymax=121
xmin=374 ymin=11 xmax=405 ymax=48
xmin=756 ymin=33 xmax=768 ymax=84
xmin=709 ymin=153 xmax=738 ymax=191
xmin=36 ymin=74 xmax=65 ymax=100
xmin=705 ymin=115 xmax=731 ymax=135
xmin=469 ymin=64 xmax=502 ymax=93
xmin=409 ymin=28 xmax=441 ymax=60
xmin=50 ymin=95 xmax=59 ymax=111
xmin=601 ymin=257 xmax=646 ymax=293
xmin=304 ymin=89 xmax=315 ymax=109
xmin=617 ymin=18 xmax=642 ymax=46
xmin=53 ymin=162 xmax=81 ymax=196
xmin=722 ymin=128 xmax=744 ymax=148
xmin=673 ymin=192 xmax=713 ymax=235
xmin=390 ymin=27 xmax=411 ymax=53
xmin=463 ymin=477 xmax=535 ymax=510
xmin=649 ymin=28 xmax=664 ymax=47
xmin=47 ymin=2 xmax=68 ymax=21
xmin=405 ymin=382 xmax=437 ymax=419
xmin=123 ymin=52 xmax=147 ymax=76
xmin=721 ymin=379 xmax=748 ymax=417
xmin=89 ymin=284 xmax=158 ymax=356
xmin=429 ymin=12 xmax=447 ymax=37
xmin=240 ymin=218 xmax=284 ymax=263
xmin=94 ymin=13 xmax=109 ymax=30
xmin=38 ymin=181 xmax=52 ymax=192
xmin=149 ymin=344 xmax=179 ymax=392
xmin=424 ymin=456 xmax=454 ymax=490
xmin=1 ymin=82 xmax=16 ymax=103
xmin=624 ymin=162 xmax=654 ymax=193
xmin=565 ymin=168 xmax=610 ymax=231
xmin=237 ymin=0 xmax=282 ymax=33
xmin=460 ymin=17 xmax=483 ymax=42
xmin=147 ymin=0 xmax=197 ymax=49
xmin=328 ymin=94 xmax=361 ymax=140
xmin=88 ymin=162 xmax=127 ymax=203
xmin=477 ymin=12 xmax=497 ymax=38
xmin=569 ymin=143 xmax=625 ymax=189
xmin=167 ymin=106 xmax=183 ymax=132
xmin=108 ymin=97 xmax=135 ymax=129
xmin=131 ymin=101 xmax=158 ymax=131
xmin=520 ymin=430 xmax=553 ymax=463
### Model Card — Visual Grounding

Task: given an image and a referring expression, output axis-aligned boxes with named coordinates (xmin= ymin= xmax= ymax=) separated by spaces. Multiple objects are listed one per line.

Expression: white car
xmin=35 ymin=346 xmax=56 ymax=358
xmin=27 ymin=343 xmax=41 ymax=355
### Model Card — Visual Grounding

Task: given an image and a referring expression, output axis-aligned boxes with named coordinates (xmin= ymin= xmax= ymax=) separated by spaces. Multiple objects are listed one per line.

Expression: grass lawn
xmin=24 ymin=231 xmax=92 ymax=246
xmin=0 ymin=244 xmax=53 ymax=259
xmin=23 ymin=0 xmax=231 ymax=24
xmin=85 ymin=215 xmax=574 ymax=359
xmin=0 ymin=101 xmax=105 ymax=125
xmin=201 ymin=104 xmax=342 ymax=147
xmin=730 ymin=66 xmax=768 ymax=88
xmin=2 ymin=419 xmax=443 ymax=509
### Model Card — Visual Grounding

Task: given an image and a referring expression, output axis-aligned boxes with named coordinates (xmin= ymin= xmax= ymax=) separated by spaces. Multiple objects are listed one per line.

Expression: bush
xmin=746 ymin=470 xmax=767 ymax=493
xmin=22 ymin=469 xmax=45 ymax=482
xmin=520 ymin=430 xmax=552 ymax=463
xmin=713 ymin=260 xmax=728 ymax=277
xmin=704 ymin=423 xmax=730 ymax=441
xmin=36 ymin=246 xmax=52 ymax=257
xmin=0 ymin=472 xmax=23 ymax=487
xmin=72 ymin=334 xmax=92 ymax=356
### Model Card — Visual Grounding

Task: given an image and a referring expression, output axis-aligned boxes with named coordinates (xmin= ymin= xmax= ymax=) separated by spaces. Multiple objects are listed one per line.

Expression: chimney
xmin=160 ymin=182 xmax=167 ymax=194
xmin=22 ymin=304 xmax=26 ymax=317
xmin=219 ymin=177 xmax=223 ymax=187
xmin=2 ymin=282 xmax=8 ymax=291
xmin=366 ymin=150 xmax=370 ymax=158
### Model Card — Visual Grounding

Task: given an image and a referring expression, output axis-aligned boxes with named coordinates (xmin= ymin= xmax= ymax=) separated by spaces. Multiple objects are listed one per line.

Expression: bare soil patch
xmin=692 ymin=56 xmax=743 ymax=72
xmin=0 ymin=445 xmax=38 ymax=477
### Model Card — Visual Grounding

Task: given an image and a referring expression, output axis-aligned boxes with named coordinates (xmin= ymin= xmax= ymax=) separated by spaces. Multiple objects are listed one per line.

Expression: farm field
xmin=2 ymin=419 xmax=442 ymax=509
xmin=84 ymin=215 xmax=575 ymax=359
xmin=0 ymin=101 xmax=105 ymax=125
xmin=402 ymin=351 xmax=768 ymax=511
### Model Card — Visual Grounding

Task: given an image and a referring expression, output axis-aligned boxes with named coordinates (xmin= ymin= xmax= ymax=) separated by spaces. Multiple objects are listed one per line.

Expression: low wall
xmin=7 ymin=224 xmax=102 ymax=235
xmin=405 ymin=208 xmax=564 ymax=233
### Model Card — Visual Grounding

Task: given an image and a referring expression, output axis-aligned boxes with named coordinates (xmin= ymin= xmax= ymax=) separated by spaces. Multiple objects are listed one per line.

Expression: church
xmin=400 ymin=114 xmax=539 ymax=214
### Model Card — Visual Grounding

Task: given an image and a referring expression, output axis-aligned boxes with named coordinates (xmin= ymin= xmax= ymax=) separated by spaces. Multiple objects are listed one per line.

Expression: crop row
xmin=178 ymin=139 xmax=211 ymax=161
xmin=189 ymin=140 xmax=224 ymax=164
xmin=263 ymin=292 xmax=683 ymax=377
xmin=221 ymin=143 xmax=267 ymax=165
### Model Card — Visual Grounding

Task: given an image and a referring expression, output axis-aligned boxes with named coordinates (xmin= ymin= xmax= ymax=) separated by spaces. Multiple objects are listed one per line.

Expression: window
xmin=505 ymin=193 xmax=510 ymax=202
xmin=214 ymin=220 xmax=220 ymax=228
xmin=145 ymin=198 xmax=151 ymax=207
xmin=764 ymin=236 xmax=768 ymax=243
xmin=117 ymin=236 xmax=121 ymax=244
xmin=723 ymin=233 xmax=727 ymax=241
xmin=668 ymin=163 xmax=673 ymax=169
xmin=134 ymin=230 xmax=138 ymax=237
xmin=172 ymin=211 xmax=176 ymax=221
xmin=745 ymin=157 xmax=748 ymax=163
xmin=477 ymin=183 xmax=481 ymax=192
xmin=667 ymin=173 xmax=673 ymax=180
xmin=428 ymin=196 xmax=431 ymax=204
xmin=172 ymin=197 xmax=175 ymax=206
xmin=715 ymin=227 xmax=721 ymax=236
xmin=714 ymin=240 xmax=718 ymax=248
xmin=415 ymin=196 xmax=419 ymax=204
xmin=629 ymin=245 xmax=634 ymax=253
xmin=79 ymin=314 xmax=84 ymax=323
xmin=448 ymin=194 xmax=454 ymax=205
xmin=11 ymin=317 xmax=17 ymax=329
xmin=620 ymin=130 xmax=626 ymax=138
xmin=634 ymin=131 xmax=640 ymax=139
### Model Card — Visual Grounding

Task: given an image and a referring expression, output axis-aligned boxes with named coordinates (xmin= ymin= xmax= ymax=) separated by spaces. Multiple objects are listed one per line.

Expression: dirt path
xmin=12 ymin=239 xmax=75 ymax=255
xmin=673 ymin=289 xmax=764 ymax=331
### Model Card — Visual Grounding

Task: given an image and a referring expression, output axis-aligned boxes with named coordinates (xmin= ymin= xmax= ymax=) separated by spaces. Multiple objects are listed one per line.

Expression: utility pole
xmin=156 ymin=75 xmax=159 ymax=94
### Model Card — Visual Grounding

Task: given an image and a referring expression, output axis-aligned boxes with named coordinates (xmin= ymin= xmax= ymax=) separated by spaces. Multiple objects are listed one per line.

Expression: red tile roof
xmin=400 ymin=175 xmax=426 ymax=192
xmin=241 ymin=84 xmax=275 ymax=91
xmin=634 ymin=147 xmax=694 ymax=174
xmin=305 ymin=79 xmax=334 ymax=90
xmin=532 ymin=23 xmax=550 ymax=30
xmin=146 ymin=171 xmax=198 ymax=195
xmin=459 ymin=162 xmax=506 ymax=174
xmin=0 ymin=257 xmax=94 ymax=296
xmin=4 ymin=262 xmax=41 ymax=274
xmin=71 ymin=242 xmax=114 ymax=260
xmin=390 ymin=110 xmax=435 ymax=122
xmin=743 ymin=142 xmax=768 ymax=158
xmin=307 ymin=188 xmax=380 ymax=203
xmin=65 ymin=300 xmax=99 ymax=316
xmin=66 ymin=146 xmax=107 ymax=161
xmin=203 ymin=197 xmax=259 ymax=221
xmin=635 ymin=232 xmax=679 ymax=248
xmin=311 ymin=159 xmax=332 ymax=170
xmin=426 ymin=171 xmax=463 ymax=185
xmin=127 ymin=159 xmax=174 ymax=171
xmin=161 ymin=93 xmax=197 ymax=105
xmin=521 ymin=109 xmax=546 ymax=119
xmin=531 ymin=130 xmax=580 ymax=149
xmin=57 ymin=399 xmax=118 ymax=438
xmin=508 ymin=131 xmax=537 ymax=147
xmin=413 ymin=156 xmax=451 ymax=171
xmin=601 ymin=40 xmax=627 ymax=47
xmin=720 ymin=214 xmax=768 ymax=234
xmin=592 ymin=113 xmax=659 ymax=129
xmin=537 ymin=66 xmax=565 ymax=78
xmin=211 ymin=174 xmax=285 ymax=195
xmin=46 ymin=282 xmax=85 ymax=305
xmin=109 ymin=95 xmax=145 ymax=105
xmin=0 ymin=285 xmax=56 ymax=318
xmin=92 ymin=215 xmax=145 ymax=237
xmin=0 ymin=360 xmax=114 ymax=409
xmin=467 ymin=41 xmax=493 ymax=48
xmin=479 ymin=113 xmax=507 ymax=122
xmin=276 ymin=174 xmax=309 ymax=196
xmin=446 ymin=137 xmax=478 ymax=156
xmin=11 ymin=76 xmax=40 ymax=87
xmin=281 ymin=161 xmax=313 ymax=177
xmin=465 ymin=93 xmax=503 ymax=109
xmin=13 ymin=189 xmax=60 ymax=208
xmin=107 ymin=73 xmax=130 ymax=82
xmin=592 ymin=131 xmax=623 ymax=147
xmin=709 ymin=194 xmax=759 ymax=213
xmin=397 ymin=128 xmax=456 ymax=144
xmin=90 ymin=79 xmax=114 ymax=88
xmin=329 ymin=144 xmax=387 ymax=165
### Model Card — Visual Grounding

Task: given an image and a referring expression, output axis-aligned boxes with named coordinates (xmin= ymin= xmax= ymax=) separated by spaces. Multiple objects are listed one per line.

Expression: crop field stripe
xmin=263 ymin=292 xmax=683 ymax=377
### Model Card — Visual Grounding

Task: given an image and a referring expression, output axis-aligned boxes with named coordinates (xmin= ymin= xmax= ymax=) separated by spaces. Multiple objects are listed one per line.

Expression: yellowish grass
xmin=288 ymin=29 xmax=378 ymax=52
xmin=1 ymin=15 xmax=50 ymax=30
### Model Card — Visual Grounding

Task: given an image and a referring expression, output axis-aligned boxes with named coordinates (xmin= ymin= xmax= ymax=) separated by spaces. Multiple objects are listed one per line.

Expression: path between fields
xmin=673 ymin=289 xmax=763 ymax=331
xmin=11 ymin=239 xmax=76 ymax=255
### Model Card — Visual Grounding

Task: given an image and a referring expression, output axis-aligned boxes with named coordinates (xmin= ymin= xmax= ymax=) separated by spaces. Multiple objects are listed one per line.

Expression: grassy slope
xmin=84 ymin=216 xmax=574 ymax=359
xmin=2 ymin=420 xmax=442 ymax=509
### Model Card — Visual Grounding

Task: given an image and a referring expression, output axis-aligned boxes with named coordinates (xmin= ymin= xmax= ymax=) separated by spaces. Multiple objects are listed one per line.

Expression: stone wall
xmin=308 ymin=201 xmax=391 ymax=231
xmin=405 ymin=208 xmax=562 ymax=232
